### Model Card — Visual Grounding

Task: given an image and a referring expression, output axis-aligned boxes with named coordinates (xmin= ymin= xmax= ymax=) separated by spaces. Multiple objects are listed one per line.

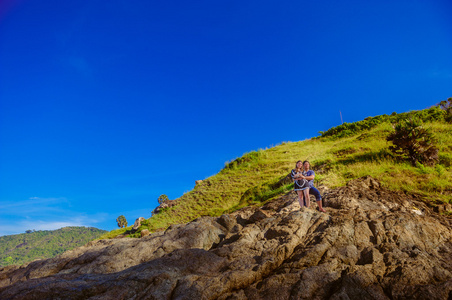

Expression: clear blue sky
xmin=1 ymin=1 xmax=451 ymax=236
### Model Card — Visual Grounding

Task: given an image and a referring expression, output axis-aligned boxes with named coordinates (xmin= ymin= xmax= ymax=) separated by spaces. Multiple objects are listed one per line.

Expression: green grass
xmin=99 ymin=107 xmax=452 ymax=239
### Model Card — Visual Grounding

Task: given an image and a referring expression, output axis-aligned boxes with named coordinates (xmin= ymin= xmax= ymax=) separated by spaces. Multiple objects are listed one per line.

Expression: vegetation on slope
xmin=101 ymin=102 xmax=452 ymax=239
xmin=0 ymin=227 xmax=107 ymax=267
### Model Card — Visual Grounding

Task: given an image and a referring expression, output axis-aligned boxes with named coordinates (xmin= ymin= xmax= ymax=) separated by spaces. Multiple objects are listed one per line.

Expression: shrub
xmin=320 ymin=114 xmax=390 ymax=139
xmin=439 ymin=97 xmax=452 ymax=123
xmin=386 ymin=117 xmax=439 ymax=166
xmin=438 ymin=152 xmax=452 ymax=167
xmin=435 ymin=164 xmax=446 ymax=176
xmin=319 ymin=105 xmax=446 ymax=140
xmin=416 ymin=162 xmax=432 ymax=174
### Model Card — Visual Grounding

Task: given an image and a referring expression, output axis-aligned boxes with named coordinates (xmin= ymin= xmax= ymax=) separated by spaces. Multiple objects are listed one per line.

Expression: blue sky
xmin=1 ymin=0 xmax=451 ymax=236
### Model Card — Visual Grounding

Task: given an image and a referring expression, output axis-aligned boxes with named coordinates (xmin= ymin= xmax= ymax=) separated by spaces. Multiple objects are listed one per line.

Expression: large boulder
xmin=152 ymin=199 xmax=179 ymax=215
xmin=0 ymin=176 xmax=451 ymax=299
xmin=132 ymin=217 xmax=145 ymax=230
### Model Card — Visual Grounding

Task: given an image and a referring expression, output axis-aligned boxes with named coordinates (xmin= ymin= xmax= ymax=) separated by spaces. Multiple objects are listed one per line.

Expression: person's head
xmin=295 ymin=160 xmax=303 ymax=170
xmin=303 ymin=160 xmax=310 ymax=171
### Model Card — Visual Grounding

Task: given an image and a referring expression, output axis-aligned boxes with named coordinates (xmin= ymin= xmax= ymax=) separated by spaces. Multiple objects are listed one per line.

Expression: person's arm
xmin=301 ymin=171 xmax=315 ymax=181
xmin=291 ymin=170 xmax=302 ymax=180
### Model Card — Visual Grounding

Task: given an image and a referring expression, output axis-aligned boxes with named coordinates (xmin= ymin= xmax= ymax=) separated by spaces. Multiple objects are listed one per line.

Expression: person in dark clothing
xmin=300 ymin=161 xmax=326 ymax=212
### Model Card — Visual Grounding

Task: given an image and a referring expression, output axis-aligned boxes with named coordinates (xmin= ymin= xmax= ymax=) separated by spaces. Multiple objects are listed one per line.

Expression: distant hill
xmin=0 ymin=227 xmax=107 ymax=267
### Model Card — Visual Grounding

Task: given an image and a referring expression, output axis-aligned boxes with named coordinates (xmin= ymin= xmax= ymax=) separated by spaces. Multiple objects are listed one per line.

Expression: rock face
xmin=1 ymin=176 xmax=451 ymax=299
xmin=132 ymin=217 xmax=146 ymax=230
xmin=152 ymin=199 xmax=179 ymax=215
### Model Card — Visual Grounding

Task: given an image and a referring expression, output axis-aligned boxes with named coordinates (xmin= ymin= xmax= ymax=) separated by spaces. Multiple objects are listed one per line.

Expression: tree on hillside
xmin=386 ymin=117 xmax=439 ymax=166
xmin=116 ymin=215 xmax=128 ymax=228
xmin=439 ymin=97 xmax=452 ymax=123
xmin=158 ymin=194 xmax=169 ymax=205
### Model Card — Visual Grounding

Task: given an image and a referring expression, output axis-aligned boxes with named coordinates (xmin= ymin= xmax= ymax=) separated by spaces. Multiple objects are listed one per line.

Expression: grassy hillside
xmin=102 ymin=104 xmax=452 ymax=239
xmin=0 ymin=227 xmax=107 ymax=267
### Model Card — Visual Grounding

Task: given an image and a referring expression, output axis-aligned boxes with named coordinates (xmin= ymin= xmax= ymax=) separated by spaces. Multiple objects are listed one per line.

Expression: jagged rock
xmin=152 ymin=199 xmax=179 ymax=215
xmin=195 ymin=180 xmax=203 ymax=185
xmin=132 ymin=217 xmax=145 ymax=230
xmin=0 ymin=176 xmax=451 ymax=299
xmin=140 ymin=229 xmax=150 ymax=237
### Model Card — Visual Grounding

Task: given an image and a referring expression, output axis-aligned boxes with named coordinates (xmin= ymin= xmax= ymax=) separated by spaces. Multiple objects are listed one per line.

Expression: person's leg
xmin=310 ymin=187 xmax=326 ymax=212
xmin=303 ymin=188 xmax=311 ymax=208
xmin=297 ymin=190 xmax=304 ymax=209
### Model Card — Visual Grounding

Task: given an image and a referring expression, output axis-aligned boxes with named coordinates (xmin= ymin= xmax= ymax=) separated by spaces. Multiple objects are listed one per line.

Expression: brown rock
xmin=152 ymin=199 xmax=179 ymax=215
xmin=140 ymin=229 xmax=150 ymax=237
xmin=132 ymin=217 xmax=145 ymax=230
xmin=1 ymin=176 xmax=451 ymax=299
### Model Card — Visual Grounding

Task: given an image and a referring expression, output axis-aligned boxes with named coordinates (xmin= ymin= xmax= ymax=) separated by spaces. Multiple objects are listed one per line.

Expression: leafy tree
xmin=386 ymin=117 xmax=439 ymax=166
xmin=158 ymin=194 xmax=169 ymax=205
xmin=439 ymin=97 xmax=452 ymax=123
xmin=116 ymin=215 xmax=128 ymax=228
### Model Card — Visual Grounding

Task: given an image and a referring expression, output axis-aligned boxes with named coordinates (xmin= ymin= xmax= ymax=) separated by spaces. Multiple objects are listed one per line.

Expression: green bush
xmin=416 ymin=162 xmax=432 ymax=174
xmin=387 ymin=117 xmax=439 ymax=166
xmin=438 ymin=152 xmax=452 ymax=167
xmin=435 ymin=164 xmax=447 ymax=176
xmin=439 ymin=97 xmax=452 ymax=123
xmin=320 ymin=106 xmax=446 ymax=140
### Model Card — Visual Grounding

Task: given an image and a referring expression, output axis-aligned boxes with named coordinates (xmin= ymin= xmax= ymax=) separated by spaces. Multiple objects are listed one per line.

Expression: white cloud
xmin=0 ymin=197 xmax=69 ymax=214
xmin=0 ymin=197 xmax=110 ymax=236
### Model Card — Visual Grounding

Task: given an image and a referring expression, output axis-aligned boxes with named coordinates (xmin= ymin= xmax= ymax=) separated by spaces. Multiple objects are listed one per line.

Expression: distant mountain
xmin=0 ymin=227 xmax=107 ymax=267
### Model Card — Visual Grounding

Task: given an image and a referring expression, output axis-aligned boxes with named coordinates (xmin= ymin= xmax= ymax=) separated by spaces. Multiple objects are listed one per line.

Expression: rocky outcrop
xmin=0 ymin=176 xmax=451 ymax=299
xmin=152 ymin=199 xmax=179 ymax=215
xmin=132 ymin=217 xmax=145 ymax=230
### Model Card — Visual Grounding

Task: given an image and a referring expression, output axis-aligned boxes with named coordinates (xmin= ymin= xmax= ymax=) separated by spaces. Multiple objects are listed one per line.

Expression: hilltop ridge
xmin=105 ymin=104 xmax=452 ymax=239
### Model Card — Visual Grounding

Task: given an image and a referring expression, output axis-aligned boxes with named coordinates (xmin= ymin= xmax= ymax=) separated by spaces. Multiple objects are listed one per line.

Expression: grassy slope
xmin=102 ymin=107 xmax=452 ymax=239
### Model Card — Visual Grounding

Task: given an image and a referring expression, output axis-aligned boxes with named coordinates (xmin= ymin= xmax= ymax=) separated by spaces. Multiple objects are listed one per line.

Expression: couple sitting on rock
xmin=291 ymin=160 xmax=326 ymax=212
